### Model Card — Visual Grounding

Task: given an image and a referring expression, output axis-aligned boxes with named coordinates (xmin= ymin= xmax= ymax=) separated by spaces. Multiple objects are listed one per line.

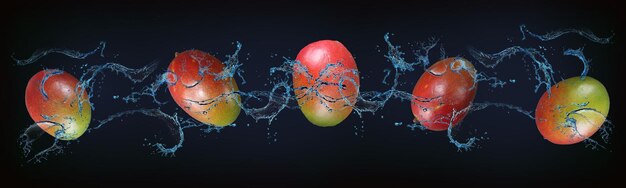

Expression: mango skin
xmin=167 ymin=50 xmax=241 ymax=127
xmin=293 ymin=40 xmax=360 ymax=127
xmin=25 ymin=69 xmax=91 ymax=140
xmin=411 ymin=57 xmax=477 ymax=131
xmin=535 ymin=76 xmax=610 ymax=145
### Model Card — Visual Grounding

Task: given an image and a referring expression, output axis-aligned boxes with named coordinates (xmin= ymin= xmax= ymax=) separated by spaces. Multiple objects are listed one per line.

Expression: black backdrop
xmin=3 ymin=0 xmax=625 ymax=186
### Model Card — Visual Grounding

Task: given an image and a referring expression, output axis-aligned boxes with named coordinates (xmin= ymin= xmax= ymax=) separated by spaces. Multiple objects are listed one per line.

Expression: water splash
xmin=77 ymin=61 xmax=159 ymax=111
xmin=12 ymin=41 xmax=107 ymax=66
xmin=16 ymin=24 xmax=616 ymax=163
xmin=561 ymin=107 xmax=613 ymax=150
xmin=468 ymin=46 xmax=556 ymax=93
xmin=563 ymin=47 xmax=590 ymax=79
xmin=18 ymin=123 xmax=60 ymax=163
xmin=470 ymin=24 xmax=613 ymax=93
xmin=386 ymin=24 xmax=613 ymax=151
xmin=38 ymin=69 xmax=64 ymax=100
xmin=445 ymin=102 xmax=535 ymax=151
xmin=519 ymin=24 xmax=613 ymax=44
xmin=382 ymin=33 xmax=538 ymax=151
xmin=90 ymin=109 xmax=199 ymax=156
xmin=17 ymin=42 xmax=165 ymax=162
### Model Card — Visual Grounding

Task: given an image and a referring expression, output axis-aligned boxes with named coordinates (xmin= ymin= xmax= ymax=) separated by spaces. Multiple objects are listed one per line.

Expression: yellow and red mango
xmin=167 ymin=50 xmax=241 ymax=126
xmin=411 ymin=57 xmax=477 ymax=131
xmin=535 ymin=76 xmax=610 ymax=145
xmin=293 ymin=40 xmax=360 ymax=127
xmin=25 ymin=69 xmax=91 ymax=140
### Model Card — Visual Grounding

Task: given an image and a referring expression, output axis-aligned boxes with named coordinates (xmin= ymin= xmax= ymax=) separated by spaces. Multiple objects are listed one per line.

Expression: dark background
xmin=3 ymin=0 xmax=625 ymax=186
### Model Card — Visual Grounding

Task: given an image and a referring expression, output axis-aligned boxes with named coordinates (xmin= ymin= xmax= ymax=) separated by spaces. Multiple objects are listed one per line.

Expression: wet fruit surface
xmin=167 ymin=50 xmax=241 ymax=126
xmin=293 ymin=40 xmax=360 ymax=127
xmin=411 ymin=57 xmax=477 ymax=131
xmin=25 ymin=69 xmax=91 ymax=140
xmin=535 ymin=76 xmax=609 ymax=145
